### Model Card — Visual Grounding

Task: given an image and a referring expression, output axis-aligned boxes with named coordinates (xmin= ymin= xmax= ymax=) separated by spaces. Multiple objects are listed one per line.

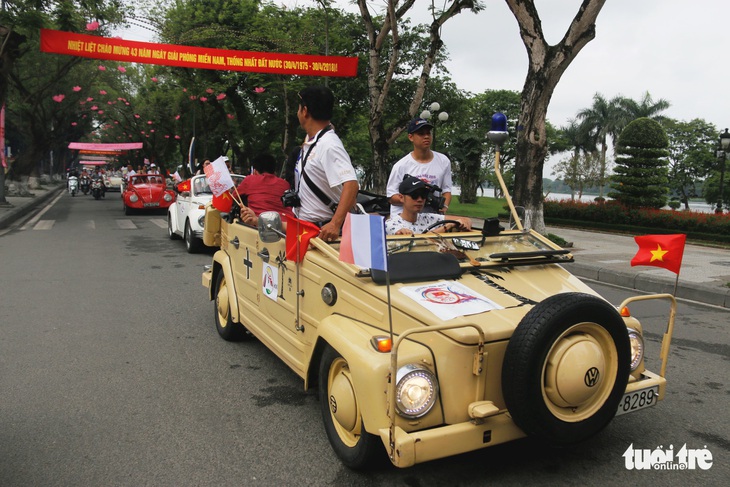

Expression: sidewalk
xmin=0 ymin=183 xmax=65 ymax=230
xmin=2 ymin=187 xmax=729 ymax=308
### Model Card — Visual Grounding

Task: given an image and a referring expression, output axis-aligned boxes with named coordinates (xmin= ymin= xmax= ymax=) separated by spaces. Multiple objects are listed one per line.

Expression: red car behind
xmin=122 ymin=174 xmax=176 ymax=215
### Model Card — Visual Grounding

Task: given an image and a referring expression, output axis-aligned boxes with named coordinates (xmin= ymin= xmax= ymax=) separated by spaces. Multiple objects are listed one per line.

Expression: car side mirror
xmin=258 ymin=211 xmax=286 ymax=243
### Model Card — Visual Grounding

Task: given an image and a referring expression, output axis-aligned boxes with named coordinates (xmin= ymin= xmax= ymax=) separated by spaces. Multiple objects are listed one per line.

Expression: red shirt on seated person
xmin=237 ymin=153 xmax=295 ymax=226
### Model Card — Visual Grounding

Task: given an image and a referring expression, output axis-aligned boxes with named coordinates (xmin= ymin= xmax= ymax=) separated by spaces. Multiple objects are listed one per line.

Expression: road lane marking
xmin=116 ymin=219 xmax=138 ymax=229
xmin=33 ymin=220 xmax=55 ymax=230
xmin=20 ymin=191 xmax=64 ymax=230
xmin=150 ymin=219 xmax=167 ymax=229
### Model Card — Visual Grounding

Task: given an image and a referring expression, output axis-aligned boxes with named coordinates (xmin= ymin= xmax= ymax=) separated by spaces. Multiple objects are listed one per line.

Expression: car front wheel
xmin=502 ymin=292 xmax=631 ymax=445
xmin=213 ymin=271 xmax=250 ymax=341
xmin=184 ymin=220 xmax=203 ymax=253
xmin=168 ymin=214 xmax=180 ymax=240
xmin=319 ymin=344 xmax=384 ymax=469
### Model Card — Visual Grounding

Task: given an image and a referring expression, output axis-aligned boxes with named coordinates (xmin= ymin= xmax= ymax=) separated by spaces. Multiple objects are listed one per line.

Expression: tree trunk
xmin=358 ymin=0 xmax=479 ymax=193
xmin=505 ymin=0 xmax=606 ymax=234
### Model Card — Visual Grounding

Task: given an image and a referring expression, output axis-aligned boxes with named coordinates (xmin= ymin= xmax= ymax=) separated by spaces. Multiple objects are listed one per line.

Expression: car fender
xmin=313 ymin=315 xmax=435 ymax=434
xmin=168 ymin=203 xmax=180 ymax=233
xmin=209 ymin=249 xmax=240 ymax=323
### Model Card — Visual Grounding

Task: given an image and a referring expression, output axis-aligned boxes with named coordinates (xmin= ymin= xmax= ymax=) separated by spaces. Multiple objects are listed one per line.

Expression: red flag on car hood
xmin=177 ymin=179 xmax=191 ymax=192
xmin=630 ymin=234 xmax=686 ymax=275
xmin=285 ymin=216 xmax=320 ymax=263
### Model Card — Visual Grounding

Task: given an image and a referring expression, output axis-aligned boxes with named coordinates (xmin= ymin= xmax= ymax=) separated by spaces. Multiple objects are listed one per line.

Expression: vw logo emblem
xmin=584 ymin=367 xmax=600 ymax=387
xmin=329 ymin=395 xmax=338 ymax=413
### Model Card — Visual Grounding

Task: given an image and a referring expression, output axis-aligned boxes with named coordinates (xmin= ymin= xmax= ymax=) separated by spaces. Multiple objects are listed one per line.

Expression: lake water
xmin=455 ymin=187 xmax=718 ymax=214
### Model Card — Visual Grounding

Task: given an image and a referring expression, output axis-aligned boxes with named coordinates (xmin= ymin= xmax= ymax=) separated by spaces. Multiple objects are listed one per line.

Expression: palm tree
xmin=556 ymin=119 xmax=596 ymax=200
xmin=576 ymin=93 xmax=624 ymax=198
xmin=616 ymin=91 xmax=671 ymax=123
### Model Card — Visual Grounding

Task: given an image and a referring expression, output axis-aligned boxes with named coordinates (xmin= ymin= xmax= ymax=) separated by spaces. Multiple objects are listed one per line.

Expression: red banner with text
xmin=40 ymin=29 xmax=358 ymax=77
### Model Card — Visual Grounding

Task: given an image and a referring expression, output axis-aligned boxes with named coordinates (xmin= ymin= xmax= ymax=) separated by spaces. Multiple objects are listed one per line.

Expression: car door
xmin=226 ymin=221 xmax=306 ymax=374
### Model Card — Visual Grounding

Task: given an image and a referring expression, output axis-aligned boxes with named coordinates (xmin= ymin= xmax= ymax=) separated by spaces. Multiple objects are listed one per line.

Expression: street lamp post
xmin=419 ymin=102 xmax=449 ymax=150
xmin=717 ymin=128 xmax=730 ymax=214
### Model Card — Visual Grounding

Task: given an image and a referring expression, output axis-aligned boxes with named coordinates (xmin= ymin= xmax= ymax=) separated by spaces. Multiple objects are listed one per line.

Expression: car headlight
xmin=198 ymin=215 xmax=206 ymax=227
xmin=164 ymin=193 xmax=173 ymax=202
xmin=627 ymin=328 xmax=644 ymax=371
xmin=395 ymin=364 xmax=438 ymax=419
xmin=129 ymin=194 xmax=138 ymax=203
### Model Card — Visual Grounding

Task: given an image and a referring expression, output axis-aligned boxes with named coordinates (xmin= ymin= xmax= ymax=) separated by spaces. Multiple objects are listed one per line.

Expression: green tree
xmin=1 ymin=0 xmax=127 ymax=192
xmin=551 ymin=118 xmax=596 ymax=200
xmin=357 ymin=0 xmax=484 ymax=192
xmin=576 ymin=93 xmax=623 ymax=199
xmin=616 ymin=91 xmax=670 ymax=123
xmin=505 ymin=0 xmax=608 ymax=234
xmin=609 ymin=118 xmax=670 ymax=209
xmin=661 ymin=118 xmax=717 ymax=210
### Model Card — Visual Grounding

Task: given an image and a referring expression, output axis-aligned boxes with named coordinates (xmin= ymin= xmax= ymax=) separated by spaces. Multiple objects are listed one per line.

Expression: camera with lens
xmin=425 ymin=184 xmax=445 ymax=212
xmin=281 ymin=189 xmax=301 ymax=208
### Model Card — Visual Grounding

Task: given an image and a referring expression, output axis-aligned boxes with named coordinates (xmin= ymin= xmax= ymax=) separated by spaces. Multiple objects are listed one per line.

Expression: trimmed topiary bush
xmin=609 ymin=118 xmax=670 ymax=209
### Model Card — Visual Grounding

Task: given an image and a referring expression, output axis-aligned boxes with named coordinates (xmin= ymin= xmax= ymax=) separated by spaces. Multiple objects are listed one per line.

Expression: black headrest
xmin=371 ymin=251 xmax=462 ymax=284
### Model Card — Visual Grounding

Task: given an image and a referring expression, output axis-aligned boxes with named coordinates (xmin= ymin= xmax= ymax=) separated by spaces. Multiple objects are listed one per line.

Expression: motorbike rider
xmin=91 ymin=168 xmax=107 ymax=198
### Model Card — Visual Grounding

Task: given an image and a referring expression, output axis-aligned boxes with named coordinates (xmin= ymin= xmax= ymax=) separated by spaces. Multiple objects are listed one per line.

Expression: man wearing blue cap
xmin=386 ymin=117 xmax=453 ymax=217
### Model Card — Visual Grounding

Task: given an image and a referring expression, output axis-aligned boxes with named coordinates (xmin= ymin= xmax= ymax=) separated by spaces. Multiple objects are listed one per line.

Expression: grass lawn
xmin=448 ymin=195 xmax=507 ymax=219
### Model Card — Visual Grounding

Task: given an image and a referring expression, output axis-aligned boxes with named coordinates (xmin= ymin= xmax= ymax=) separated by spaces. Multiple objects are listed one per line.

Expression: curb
xmin=569 ymin=261 xmax=730 ymax=308
xmin=0 ymin=185 xmax=65 ymax=230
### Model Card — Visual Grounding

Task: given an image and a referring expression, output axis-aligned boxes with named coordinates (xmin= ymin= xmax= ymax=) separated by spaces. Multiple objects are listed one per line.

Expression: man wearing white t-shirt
xmin=293 ymin=85 xmax=359 ymax=242
xmin=386 ymin=117 xmax=453 ymax=217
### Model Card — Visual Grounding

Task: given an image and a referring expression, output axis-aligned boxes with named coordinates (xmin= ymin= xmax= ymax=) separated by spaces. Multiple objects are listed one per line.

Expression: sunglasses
xmin=408 ymin=190 xmax=430 ymax=200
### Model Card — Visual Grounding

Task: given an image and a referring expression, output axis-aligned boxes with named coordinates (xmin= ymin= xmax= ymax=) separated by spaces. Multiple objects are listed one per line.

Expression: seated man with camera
xmin=385 ymin=176 xmax=471 ymax=236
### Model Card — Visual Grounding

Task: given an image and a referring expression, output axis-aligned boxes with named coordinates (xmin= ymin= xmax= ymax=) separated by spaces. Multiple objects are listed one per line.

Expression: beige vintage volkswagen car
xmin=201 ymin=148 xmax=675 ymax=468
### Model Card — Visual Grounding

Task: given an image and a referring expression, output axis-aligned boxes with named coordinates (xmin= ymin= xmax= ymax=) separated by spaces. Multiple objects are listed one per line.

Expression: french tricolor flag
xmin=339 ymin=214 xmax=388 ymax=271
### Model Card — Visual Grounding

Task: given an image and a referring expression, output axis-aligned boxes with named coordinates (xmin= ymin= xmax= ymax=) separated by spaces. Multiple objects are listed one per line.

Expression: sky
xmin=271 ymin=1 xmax=730 ymax=130
xmin=118 ymin=1 xmax=730 ymax=173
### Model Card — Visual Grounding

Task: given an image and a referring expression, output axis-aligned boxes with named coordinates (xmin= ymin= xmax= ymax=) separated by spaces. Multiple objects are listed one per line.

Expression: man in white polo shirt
xmin=292 ymin=85 xmax=359 ymax=242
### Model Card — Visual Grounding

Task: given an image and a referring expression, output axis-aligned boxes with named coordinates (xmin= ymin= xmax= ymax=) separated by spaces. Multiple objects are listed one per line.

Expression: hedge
xmin=543 ymin=199 xmax=730 ymax=245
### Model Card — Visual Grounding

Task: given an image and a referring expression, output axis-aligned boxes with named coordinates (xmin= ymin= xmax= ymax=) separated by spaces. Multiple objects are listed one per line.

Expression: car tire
xmin=319 ymin=344 xmax=384 ymax=470
xmin=213 ymin=271 xmax=250 ymax=341
xmin=184 ymin=220 xmax=203 ymax=253
xmin=123 ymin=204 xmax=132 ymax=215
xmin=502 ymin=292 xmax=630 ymax=446
xmin=168 ymin=214 xmax=180 ymax=240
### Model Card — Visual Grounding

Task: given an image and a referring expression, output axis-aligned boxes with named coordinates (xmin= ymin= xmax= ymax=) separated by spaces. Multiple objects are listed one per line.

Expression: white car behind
xmin=167 ymin=174 xmax=244 ymax=253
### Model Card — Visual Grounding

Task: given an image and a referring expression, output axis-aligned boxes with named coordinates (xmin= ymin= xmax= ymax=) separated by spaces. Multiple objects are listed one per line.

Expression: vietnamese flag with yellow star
xmin=285 ymin=216 xmax=320 ymax=263
xmin=630 ymin=234 xmax=687 ymax=274
xmin=212 ymin=190 xmax=234 ymax=213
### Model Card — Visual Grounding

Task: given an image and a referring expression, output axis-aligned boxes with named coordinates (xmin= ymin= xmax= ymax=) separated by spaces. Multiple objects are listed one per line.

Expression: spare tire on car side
xmin=502 ymin=292 xmax=630 ymax=445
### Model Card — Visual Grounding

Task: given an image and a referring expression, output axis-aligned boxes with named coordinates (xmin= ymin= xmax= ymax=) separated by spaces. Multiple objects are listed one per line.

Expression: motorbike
xmin=80 ymin=175 xmax=90 ymax=195
xmin=68 ymin=176 xmax=79 ymax=197
xmin=91 ymin=178 xmax=105 ymax=200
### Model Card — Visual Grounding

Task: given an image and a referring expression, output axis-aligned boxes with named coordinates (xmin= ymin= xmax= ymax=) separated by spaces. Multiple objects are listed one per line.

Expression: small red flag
xmin=212 ymin=191 xmax=233 ymax=213
xmin=630 ymin=234 xmax=686 ymax=275
xmin=285 ymin=216 xmax=320 ymax=263
xmin=177 ymin=179 xmax=191 ymax=192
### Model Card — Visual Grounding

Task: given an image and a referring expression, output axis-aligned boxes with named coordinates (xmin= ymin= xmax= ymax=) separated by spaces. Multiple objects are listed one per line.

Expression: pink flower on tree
xmin=117 ymin=66 xmax=126 ymax=73
xmin=206 ymin=88 xmax=214 ymax=94
xmin=99 ymin=90 xmax=107 ymax=95
xmin=226 ymin=114 xmax=235 ymax=120
xmin=199 ymin=97 xmax=208 ymax=102
xmin=216 ymin=93 xmax=226 ymax=100
xmin=86 ymin=21 xmax=100 ymax=31
xmin=73 ymin=86 xmax=82 ymax=92
xmin=151 ymin=77 xmax=158 ymax=82
xmin=98 ymin=65 xmax=106 ymax=71
xmin=52 ymin=94 xmax=65 ymax=102
xmin=254 ymin=87 xmax=265 ymax=93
